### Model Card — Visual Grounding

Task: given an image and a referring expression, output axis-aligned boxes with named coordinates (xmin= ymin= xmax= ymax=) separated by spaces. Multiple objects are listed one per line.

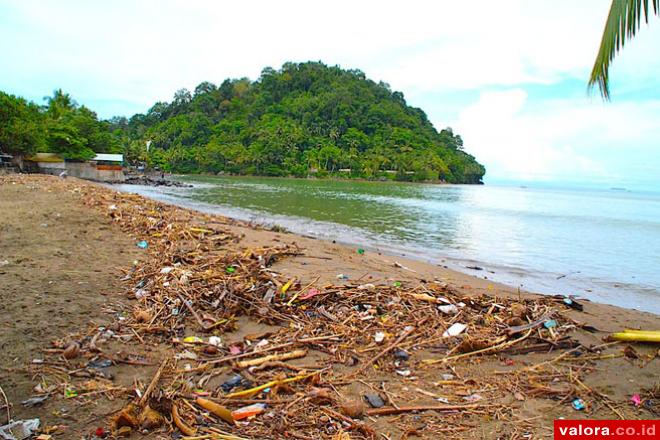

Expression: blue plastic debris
xmin=136 ymin=240 xmax=148 ymax=249
xmin=543 ymin=320 xmax=558 ymax=329
xmin=571 ymin=398 xmax=586 ymax=411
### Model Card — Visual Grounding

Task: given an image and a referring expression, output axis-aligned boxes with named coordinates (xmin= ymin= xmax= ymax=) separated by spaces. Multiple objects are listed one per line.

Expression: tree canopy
xmin=119 ymin=62 xmax=484 ymax=183
xmin=0 ymin=89 xmax=121 ymax=160
xmin=590 ymin=0 xmax=659 ymax=99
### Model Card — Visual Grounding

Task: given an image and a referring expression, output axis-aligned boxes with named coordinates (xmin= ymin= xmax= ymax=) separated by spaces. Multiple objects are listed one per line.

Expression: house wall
xmin=27 ymin=159 xmax=124 ymax=181
xmin=37 ymin=161 xmax=66 ymax=175
xmin=95 ymin=168 xmax=125 ymax=182
xmin=63 ymin=162 xmax=125 ymax=182
xmin=65 ymin=162 xmax=97 ymax=179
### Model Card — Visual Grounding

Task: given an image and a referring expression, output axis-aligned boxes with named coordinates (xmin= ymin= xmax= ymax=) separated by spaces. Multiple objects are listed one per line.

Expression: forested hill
xmin=0 ymin=62 xmax=485 ymax=183
xmin=117 ymin=62 xmax=485 ymax=183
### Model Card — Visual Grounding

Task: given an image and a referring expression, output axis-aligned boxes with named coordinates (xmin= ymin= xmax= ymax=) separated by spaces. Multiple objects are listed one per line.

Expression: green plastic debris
xmin=393 ymin=281 xmax=401 ymax=288
xmin=357 ymin=248 xmax=365 ymax=255
xmin=226 ymin=266 xmax=236 ymax=274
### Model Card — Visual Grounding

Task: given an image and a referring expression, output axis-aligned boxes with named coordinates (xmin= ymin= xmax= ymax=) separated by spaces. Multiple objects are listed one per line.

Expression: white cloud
xmin=454 ymin=90 xmax=660 ymax=186
xmin=0 ymin=0 xmax=623 ymax=106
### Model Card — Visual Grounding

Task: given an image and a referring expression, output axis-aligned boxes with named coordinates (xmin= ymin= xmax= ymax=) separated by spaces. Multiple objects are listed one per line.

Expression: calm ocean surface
xmin=118 ymin=175 xmax=660 ymax=314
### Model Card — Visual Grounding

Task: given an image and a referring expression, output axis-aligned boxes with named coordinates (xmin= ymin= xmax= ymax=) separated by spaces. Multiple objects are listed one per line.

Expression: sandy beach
xmin=1 ymin=174 xmax=658 ymax=439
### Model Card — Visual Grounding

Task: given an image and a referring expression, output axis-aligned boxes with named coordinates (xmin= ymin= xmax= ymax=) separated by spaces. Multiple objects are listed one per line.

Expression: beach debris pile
xmin=11 ymin=175 xmax=656 ymax=439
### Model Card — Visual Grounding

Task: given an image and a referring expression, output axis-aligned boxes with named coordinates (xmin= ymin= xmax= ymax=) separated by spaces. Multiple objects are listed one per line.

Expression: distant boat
xmin=610 ymin=187 xmax=627 ymax=191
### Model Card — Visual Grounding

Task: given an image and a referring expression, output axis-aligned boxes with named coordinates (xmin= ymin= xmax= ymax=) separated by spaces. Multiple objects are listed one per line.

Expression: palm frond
xmin=589 ymin=0 xmax=659 ymax=99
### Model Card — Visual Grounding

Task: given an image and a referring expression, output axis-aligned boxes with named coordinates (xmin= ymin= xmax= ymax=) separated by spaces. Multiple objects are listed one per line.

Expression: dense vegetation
xmin=1 ymin=62 xmax=485 ymax=183
xmin=0 ymin=89 xmax=121 ymax=161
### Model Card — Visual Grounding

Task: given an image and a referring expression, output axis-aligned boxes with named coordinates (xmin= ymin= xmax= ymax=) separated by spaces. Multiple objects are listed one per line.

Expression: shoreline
xmin=2 ymin=174 xmax=658 ymax=439
xmin=169 ymin=171 xmax=481 ymax=186
xmin=115 ymin=178 xmax=660 ymax=315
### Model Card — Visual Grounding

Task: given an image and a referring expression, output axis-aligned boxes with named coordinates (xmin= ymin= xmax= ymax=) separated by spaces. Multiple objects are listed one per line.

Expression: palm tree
xmin=590 ymin=0 xmax=659 ymax=99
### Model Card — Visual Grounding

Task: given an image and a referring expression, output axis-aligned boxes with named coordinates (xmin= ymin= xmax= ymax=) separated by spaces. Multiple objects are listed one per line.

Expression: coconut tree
xmin=590 ymin=0 xmax=659 ymax=99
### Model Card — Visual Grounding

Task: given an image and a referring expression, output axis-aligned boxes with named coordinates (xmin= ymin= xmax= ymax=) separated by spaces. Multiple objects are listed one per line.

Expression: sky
xmin=1 ymin=0 xmax=659 ymax=189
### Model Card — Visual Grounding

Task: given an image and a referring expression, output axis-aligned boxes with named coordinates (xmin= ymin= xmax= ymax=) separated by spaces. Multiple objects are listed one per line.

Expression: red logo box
xmin=554 ymin=420 xmax=659 ymax=439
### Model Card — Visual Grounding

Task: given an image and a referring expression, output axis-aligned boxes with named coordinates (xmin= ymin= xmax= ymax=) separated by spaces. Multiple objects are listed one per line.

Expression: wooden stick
xmin=366 ymin=403 xmax=497 ymax=416
xmin=177 ymin=292 xmax=214 ymax=331
xmin=139 ymin=359 xmax=167 ymax=406
xmin=0 ymin=385 xmax=10 ymax=424
xmin=506 ymin=312 xmax=555 ymax=336
xmin=236 ymin=349 xmax=307 ymax=368
xmin=205 ymin=334 xmax=340 ymax=367
xmin=423 ymin=329 xmax=533 ymax=365
xmin=225 ymin=371 xmax=318 ymax=398
xmin=172 ymin=401 xmax=196 ymax=436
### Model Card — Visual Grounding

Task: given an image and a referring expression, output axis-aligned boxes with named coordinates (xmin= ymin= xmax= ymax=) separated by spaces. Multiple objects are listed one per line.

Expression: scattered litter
xmin=21 ymin=395 xmax=48 ymax=407
xmin=183 ymin=336 xmax=204 ymax=344
xmin=364 ymin=393 xmax=385 ymax=408
xmin=0 ymin=419 xmax=40 ymax=440
xmin=232 ymin=403 xmax=266 ymax=420
xmin=631 ymin=394 xmax=642 ymax=406
xmin=357 ymin=248 xmax=365 ymax=255
xmin=609 ymin=329 xmax=660 ymax=343
xmin=134 ymin=288 xmax=147 ymax=299
xmin=136 ymin=240 xmax=148 ymax=249
xmin=543 ymin=319 xmax=558 ymax=329
xmin=175 ymin=350 xmax=198 ymax=360
xmin=336 ymin=273 xmax=349 ymax=280
xmin=374 ymin=332 xmax=386 ymax=343
xmin=437 ymin=304 xmax=459 ymax=314
xmin=571 ymin=398 xmax=586 ymax=411
xmin=280 ymin=278 xmax=295 ymax=294
xmin=208 ymin=336 xmax=222 ymax=347
xmin=263 ymin=287 xmax=276 ymax=303
xmin=299 ymin=287 xmax=322 ymax=300
xmin=394 ymin=261 xmax=416 ymax=272
xmin=393 ymin=349 xmax=410 ymax=361
xmin=562 ymin=296 xmax=584 ymax=311
xmin=443 ymin=323 xmax=467 ymax=337
xmin=221 ymin=374 xmax=250 ymax=393
xmin=87 ymin=359 xmax=113 ymax=369
xmin=463 ymin=394 xmax=483 ymax=402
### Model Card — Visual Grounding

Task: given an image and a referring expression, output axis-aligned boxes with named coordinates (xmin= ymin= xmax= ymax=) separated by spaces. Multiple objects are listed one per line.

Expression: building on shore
xmin=25 ymin=153 xmax=125 ymax=182
xmin=0 ymin=152 xmax=17 ymax=174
